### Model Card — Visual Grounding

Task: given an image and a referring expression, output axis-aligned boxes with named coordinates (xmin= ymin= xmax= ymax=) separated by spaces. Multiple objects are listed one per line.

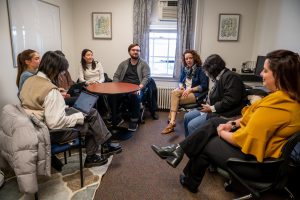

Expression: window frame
xmin=148 ymin=27 xmax=177 ymax=79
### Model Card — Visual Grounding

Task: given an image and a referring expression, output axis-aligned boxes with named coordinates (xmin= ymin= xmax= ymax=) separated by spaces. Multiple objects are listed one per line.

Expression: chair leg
xmin=284 ymin=187 xmax=295 ymax=199
xmin=227 ymin=168 xmax=261 ymax=199
xmin=34 ymin=192 xmax=39 ymax=200
xmin=69 ymin=149 xmax=72 ymax=157
xmin=233 ymin=194 xmax=252 ymax=200
xmin=64 ymin=151 xmax=67 ymax=164
xmin=78 ymin=133 xmax=84 ymax=187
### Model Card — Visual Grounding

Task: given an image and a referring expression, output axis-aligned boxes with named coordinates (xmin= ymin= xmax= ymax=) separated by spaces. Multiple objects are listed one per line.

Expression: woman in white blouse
xmin=79 ymin=49 xmax=105 ymax=84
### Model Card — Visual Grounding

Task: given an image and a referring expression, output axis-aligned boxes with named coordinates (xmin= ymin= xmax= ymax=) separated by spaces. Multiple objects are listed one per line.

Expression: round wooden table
xmin=87 ymin=82 xmax=140 ymax=140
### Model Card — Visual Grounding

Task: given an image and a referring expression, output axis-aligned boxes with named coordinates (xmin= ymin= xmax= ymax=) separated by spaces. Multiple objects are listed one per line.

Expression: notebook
xmin=67 ymin=82 xmax=86 ymax=96
xmin=66 ymin=91 xmax=99 ymax=116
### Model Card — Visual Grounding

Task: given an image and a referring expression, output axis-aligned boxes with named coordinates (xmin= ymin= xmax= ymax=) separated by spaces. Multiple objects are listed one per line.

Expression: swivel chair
xmin=216 ymin=131 xmax=300 ymax=200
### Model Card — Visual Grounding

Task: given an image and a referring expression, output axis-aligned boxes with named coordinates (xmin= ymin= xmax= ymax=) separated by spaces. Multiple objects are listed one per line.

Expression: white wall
xmin=252 ymin=0 xmax=300 ymax=57
xmin=199 ymin=0 xmax=259 ymax=72
xmin=72 ymin=0 xmax=134 ymax=79
xmin=0 ymin=0 xmax=18 ymax=108
xmin=0 ymin=0 xmax=75 ymax=108
xmin=1 ymin=0 xmax=299 ymax=109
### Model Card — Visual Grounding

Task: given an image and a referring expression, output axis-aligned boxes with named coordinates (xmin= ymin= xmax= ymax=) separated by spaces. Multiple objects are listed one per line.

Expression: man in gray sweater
xmin=113 ymin=43 xmax=150 ymax=131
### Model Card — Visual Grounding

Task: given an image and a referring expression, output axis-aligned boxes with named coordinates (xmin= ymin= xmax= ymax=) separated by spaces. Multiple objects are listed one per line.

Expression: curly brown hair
xmin=182 ymin=50 xmax=202 ymax=66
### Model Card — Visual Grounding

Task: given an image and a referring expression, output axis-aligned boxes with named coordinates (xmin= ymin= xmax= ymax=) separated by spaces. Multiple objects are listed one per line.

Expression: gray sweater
xmin=113 ymin=58 xmax=150 ymax=86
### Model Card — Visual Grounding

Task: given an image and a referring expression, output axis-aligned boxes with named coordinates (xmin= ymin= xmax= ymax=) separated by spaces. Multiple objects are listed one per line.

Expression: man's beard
xmin=130 ymin=54 xmax=139 ymax=60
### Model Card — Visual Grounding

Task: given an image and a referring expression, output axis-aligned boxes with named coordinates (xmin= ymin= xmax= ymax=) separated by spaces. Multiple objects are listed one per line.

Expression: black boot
xmin=151 ymin=144 xmax=184 ymax=168
xmin=84 ymin=154 xmax=108 ymax=168
xmin=101 ymin=142 xmax=122 ymax=156
xmin=151 ymin=112 xmax=159 ymax=120
xmin=179 ymin=174 xmax=199 ymax=193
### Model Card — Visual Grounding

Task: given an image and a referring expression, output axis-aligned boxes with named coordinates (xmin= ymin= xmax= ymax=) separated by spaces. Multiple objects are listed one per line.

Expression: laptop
xmin=67 ymin=82 xmax=86 ymax=96
xmin=240 ymin=56 xmax=266 ymax=82
xmin=66 ymin=91 xmax=99 ymax=116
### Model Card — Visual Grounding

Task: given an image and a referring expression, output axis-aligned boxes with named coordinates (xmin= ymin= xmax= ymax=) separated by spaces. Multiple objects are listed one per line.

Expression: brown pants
xmin=170 ymin=89 xmax=196 ymax=112
xmin=50 ymin=108 xmax=112 ymax=155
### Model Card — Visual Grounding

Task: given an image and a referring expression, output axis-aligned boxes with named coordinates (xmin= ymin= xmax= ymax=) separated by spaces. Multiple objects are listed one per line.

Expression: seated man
xmin=113 ymin=43 xmax=150 ymax=132
xmin=19 ymin=51 xmax=122 ymax=170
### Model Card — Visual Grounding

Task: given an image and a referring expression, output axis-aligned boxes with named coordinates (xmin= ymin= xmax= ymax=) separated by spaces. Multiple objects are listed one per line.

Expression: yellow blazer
xmin=232 ymin=90 xmax=300 ymax=162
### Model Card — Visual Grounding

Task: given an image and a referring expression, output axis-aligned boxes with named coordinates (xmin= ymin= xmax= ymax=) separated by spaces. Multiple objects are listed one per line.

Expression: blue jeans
xmin=184 ymin=110 xmax=208 ymax=137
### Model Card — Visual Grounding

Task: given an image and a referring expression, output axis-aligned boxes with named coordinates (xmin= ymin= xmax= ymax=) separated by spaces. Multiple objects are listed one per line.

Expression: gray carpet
xmin=95 ymin=111 xmax=294 ymax=200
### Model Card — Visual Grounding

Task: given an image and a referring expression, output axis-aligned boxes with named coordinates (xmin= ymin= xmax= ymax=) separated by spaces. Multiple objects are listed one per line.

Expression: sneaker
xmin=84 ymin=154 xmax=108 ymax=168
xmin=101 ymin=142 xmax=122 ymax=156
xmin=128 ymin=122 xmax=138 ymax=132
xmin=51 ymin=155 xmax=63 ymax=171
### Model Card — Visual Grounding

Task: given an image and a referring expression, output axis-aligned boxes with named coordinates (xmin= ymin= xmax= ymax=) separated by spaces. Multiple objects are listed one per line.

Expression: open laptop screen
xmin=254 ymin=56 xmax=266 ymax=76
xmin=73 ymin=91 xmax=98 ymax=114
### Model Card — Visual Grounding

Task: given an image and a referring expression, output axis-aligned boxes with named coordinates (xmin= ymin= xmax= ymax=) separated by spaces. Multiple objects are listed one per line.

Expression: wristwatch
xmin=230 ymin=121 xmax=238 ymax=132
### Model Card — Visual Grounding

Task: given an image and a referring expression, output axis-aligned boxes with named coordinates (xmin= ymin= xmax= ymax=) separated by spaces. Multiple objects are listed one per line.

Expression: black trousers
xmin=179 ymin=117 xmax=248 ymax=188
xmin=50 ymin=108 xmax=112 ymax=156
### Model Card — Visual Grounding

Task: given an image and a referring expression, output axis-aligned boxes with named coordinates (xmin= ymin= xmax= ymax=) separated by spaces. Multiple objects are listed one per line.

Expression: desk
xmin=87 ymin=82 xmax=140 ymax=140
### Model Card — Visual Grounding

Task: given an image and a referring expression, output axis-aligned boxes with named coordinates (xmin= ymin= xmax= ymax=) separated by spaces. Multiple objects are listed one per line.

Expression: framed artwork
xmin=92 ymin=12 xmax=112 ymax=39
xmin=218 ymin=14 xmax=240 ymax=41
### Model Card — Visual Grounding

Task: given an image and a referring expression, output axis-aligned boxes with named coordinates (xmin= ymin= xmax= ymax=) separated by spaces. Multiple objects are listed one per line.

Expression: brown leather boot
xmin=161 ymin=123 xmax=176 ymax=134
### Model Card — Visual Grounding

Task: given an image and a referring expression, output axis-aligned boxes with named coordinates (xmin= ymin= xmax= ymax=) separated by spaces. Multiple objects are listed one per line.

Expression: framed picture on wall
xmin=218 ymin=14 xmax=240 ymax=41
xmin=92 ymin=12 xmax=112 ymax=39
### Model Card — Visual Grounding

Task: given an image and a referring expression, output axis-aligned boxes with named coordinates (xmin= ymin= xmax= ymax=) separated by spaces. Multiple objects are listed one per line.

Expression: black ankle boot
xmin=151 ymin=144 xmax=184 ymax=168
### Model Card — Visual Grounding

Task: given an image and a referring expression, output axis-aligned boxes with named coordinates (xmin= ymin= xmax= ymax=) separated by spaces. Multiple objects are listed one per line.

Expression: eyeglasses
xmin=131 ymin=49 xmax=140 ymax=52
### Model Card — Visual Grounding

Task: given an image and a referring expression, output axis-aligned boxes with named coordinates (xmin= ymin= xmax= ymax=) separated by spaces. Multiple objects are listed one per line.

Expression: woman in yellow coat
xmin=151 ymin=49 xmax=300 ymax=193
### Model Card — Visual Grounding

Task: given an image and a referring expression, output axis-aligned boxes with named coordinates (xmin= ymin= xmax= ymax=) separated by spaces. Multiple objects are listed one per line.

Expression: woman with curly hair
xmin=161 ymin=50 xmax=208 ymax=134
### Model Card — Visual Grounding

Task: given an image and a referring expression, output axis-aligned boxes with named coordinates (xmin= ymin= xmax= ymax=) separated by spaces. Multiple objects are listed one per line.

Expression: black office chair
xmin=141 ymin=78 xmax=159 ymax=121
xmin=216 ymin=131 xmax=300 ymax=200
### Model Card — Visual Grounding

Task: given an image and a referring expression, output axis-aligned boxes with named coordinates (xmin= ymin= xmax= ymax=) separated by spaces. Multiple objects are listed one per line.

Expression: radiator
xmin=157 ymin=86 xmax=175 ymax=110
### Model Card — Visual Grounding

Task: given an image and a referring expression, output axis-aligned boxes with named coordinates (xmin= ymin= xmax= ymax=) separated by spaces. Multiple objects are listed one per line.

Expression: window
xmin=149 ymin=31 xmax=177 ymax=78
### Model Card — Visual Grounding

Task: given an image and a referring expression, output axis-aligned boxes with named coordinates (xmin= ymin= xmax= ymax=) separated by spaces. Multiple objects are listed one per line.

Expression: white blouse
xmin=37 ymin=72 xmax=84 ymax=129
xmin=79 ymin=62 xmax=105 ymax=84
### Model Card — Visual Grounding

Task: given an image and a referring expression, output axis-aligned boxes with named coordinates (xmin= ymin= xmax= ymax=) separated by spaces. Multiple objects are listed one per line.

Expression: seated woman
xmin=161 ymin=50 xmax=208 ymax=134
xmin=184 ymin=54 xmax=247 ymax=137
xmin=16 ymin=49 xmax=40 ymax=91
xmin=54 ymin=50 xmax=77 ymax=106
xmin=79 ymin=48 xmax=105 ymax=84
xmin=19 ymin=51 xmax=121 ymax=169
xmin=79 ymin=49 xmax=110 ymax=118
xmin=151 ymin=49 xmax=300 ymax=193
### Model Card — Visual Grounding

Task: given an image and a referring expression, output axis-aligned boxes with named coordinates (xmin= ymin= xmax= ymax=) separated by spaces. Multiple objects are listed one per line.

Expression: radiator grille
xmin=157 ymin=86 xmax=175 ymax=110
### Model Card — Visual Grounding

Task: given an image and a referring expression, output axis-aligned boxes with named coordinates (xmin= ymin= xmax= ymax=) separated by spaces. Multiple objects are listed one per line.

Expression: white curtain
xmin=174 ymin=0 xmax=194 ymax=78
xmin=133 ymin=0 xmax=154 ymax=61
